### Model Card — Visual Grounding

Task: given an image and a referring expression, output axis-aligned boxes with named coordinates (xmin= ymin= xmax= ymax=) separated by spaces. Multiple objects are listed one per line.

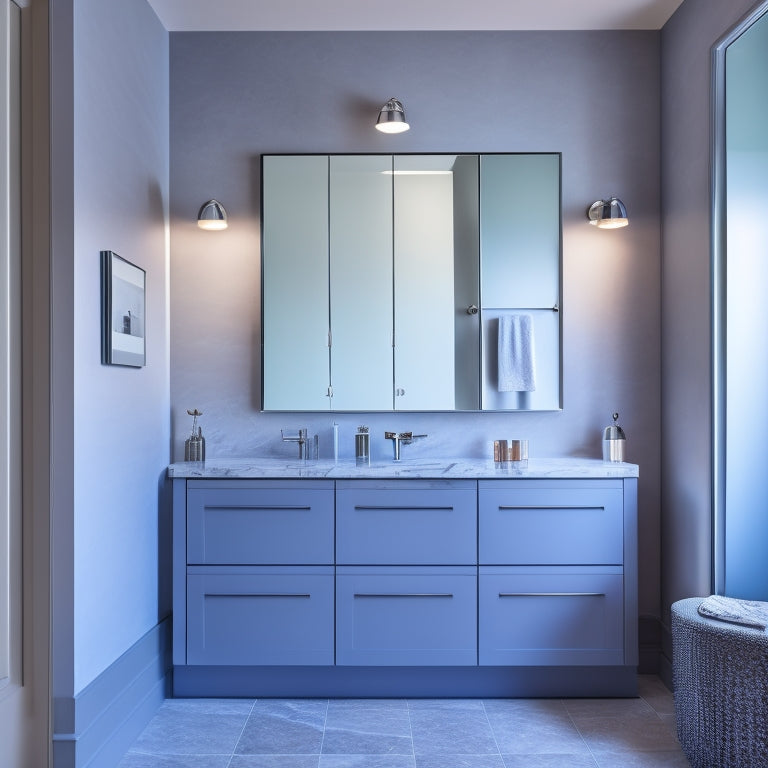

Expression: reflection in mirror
xmin=261 ymin=153 xmax=561 ymax=412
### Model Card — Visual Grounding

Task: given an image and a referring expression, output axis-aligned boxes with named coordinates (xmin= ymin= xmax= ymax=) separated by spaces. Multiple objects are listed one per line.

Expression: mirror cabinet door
xmin=329 ymin=156 xmax=394 ymax=410
xmin=480 ymin=154 xmax=561 ymax=411
xmin=262 ymin=155 xmax=331 ymax=410
xmin=393 ymin=155 xmax=474 ymax=410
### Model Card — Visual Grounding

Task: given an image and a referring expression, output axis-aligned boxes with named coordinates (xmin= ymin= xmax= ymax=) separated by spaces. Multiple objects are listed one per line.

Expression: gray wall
xmin=51 ymin=0 xmax=170 ymax=696
xmin=170 ymin=31 xmax=663 ymax=620
xmin=660 ymin=0 xmax=761 ymax=625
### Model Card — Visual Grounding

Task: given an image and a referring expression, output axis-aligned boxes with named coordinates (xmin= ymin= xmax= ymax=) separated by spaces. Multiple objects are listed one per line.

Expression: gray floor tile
xmin=323 ymin=704 xmax=413 ymax=755
xmin=319 ymin=756 xmax=416 ymax=768
xmin=571 ymin=712 xmax=683 ymax=754
xmin=118 ymin=755 xmax=231 ymax=768
xmin=484 ymin=700 xmax=591 ymax=756
xmin=593 ymin=752 xmax=691 ymax=767
xmin=563 ymin=697 xmax=655 ymax=718
xmin=118 ymin=677 xmax=688 ymax=768
xmin=160 ymin=698 xmax=256 ymax=715
xmin=410 ymin=707 xmax=499 ymax=756
xmin=236 ymin=699 xmax=328 ymax=755
xmin=637 ymin=676 xmax=676 ymax=716
xmin=130 ymin=709 xmax=249 ymax=755
xmin=416 ymin=755 xmax=506 ymax=768
xmin=229 ymin=756 xmax=320 ymax=767
xmin=408 ymin=699 xmax=487 ymax=711
xmin=501 ymin=756 xmax=599 ymax=768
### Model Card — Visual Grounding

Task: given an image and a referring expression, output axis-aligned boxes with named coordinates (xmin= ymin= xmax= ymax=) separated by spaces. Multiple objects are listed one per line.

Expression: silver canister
xmin=184 ymin=409 xmax=206 ymax=462
xmin=355 ymin=426 xmax=370 ymax=466
xmin=602 ymin=412 xmax=626 ymax=462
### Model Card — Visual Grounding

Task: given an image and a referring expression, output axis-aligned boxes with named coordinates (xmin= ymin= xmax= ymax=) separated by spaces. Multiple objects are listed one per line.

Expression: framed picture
xmin=101 ymin=250 xmax=146 ymax=367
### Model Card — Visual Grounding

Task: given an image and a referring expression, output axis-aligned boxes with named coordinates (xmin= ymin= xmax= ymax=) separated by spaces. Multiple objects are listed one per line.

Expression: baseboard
xmin=658 ymin=621 xmax=674 ymax=690
xmin=53 ymin=617 xmax=171 ymax=768
xmin=638 ymin=614 xmax=662 ymax=675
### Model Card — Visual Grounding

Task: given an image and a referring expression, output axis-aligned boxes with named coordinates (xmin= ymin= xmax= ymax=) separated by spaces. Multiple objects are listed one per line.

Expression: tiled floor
xmin=118 ymin=676 xmax=690 ymax=768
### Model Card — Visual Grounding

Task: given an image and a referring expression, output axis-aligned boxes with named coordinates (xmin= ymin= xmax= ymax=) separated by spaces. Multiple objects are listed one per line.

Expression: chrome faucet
xmin=384 ymin=431 xmax=428 ymax=461
xmin=281 ymin=427 xmax=316 ymax=460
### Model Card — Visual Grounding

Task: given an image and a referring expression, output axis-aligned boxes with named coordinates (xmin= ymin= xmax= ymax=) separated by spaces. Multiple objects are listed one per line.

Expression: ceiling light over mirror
xmin=375 ymin=98 xmax=410 ymax=134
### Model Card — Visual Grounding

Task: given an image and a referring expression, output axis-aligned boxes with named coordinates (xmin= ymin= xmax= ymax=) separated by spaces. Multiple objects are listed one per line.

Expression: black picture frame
xmin=101 ymin=250 xmax=146 ymax=367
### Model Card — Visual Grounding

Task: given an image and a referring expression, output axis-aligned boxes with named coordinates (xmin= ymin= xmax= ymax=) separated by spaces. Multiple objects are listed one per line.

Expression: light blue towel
xmin=498 ymin=314 xmax=537 ymax=392
xmin=698 ymin=595 xmax=768 ymax=631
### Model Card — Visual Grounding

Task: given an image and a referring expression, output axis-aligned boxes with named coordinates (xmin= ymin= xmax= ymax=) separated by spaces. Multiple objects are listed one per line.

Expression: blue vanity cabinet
xmin=335 ymin=480 xmax=478 ymax=665
xmin=176 ymin=479 xmax=335 ymax=667
xmin=187 ymin=482 xmax=334 ymax=565
xmin=336 ymin=480 xmax=476 ymax=564
xmin=478 ymin=479 xmax=637 ymax=667
xmin=187 ymin=566 xmax=334 ymax=665
xmin=336 ymin=566 xmax=477 ymax=665
xmin=170 ymin=466 xmax=638 ymax=696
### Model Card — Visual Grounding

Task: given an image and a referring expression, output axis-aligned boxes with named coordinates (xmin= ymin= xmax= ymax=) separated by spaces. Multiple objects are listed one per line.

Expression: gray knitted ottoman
xmin=672 ymin=597 xmax=768 ymax=768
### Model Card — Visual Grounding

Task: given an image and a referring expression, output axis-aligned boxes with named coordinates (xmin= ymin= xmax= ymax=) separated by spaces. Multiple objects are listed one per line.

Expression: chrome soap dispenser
xmin=602 ymin=412 xmax=626 ymax=462
xmin=355 ymin=425 xmax=370 ymax=466
xmin=184 ymin=408 xmax=206 ymax=461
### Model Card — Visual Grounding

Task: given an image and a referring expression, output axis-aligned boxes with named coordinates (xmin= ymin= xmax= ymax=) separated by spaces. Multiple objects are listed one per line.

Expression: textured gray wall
xmin=51 ymin=0 xmax=169 ymax=696
xmin=169 ymin=31 xmax=662 ymax=618
xmin=660 ymin=0 xmax=762 ymax=625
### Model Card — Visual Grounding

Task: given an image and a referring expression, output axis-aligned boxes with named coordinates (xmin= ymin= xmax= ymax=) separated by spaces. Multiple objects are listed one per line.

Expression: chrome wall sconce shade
xmin=197 ymin=199 xmax=228 ymax=230
xmin=587 ymin=197 xmax=628 ymax=229
xmin=375 ymin=98 xmax=410 ymax=134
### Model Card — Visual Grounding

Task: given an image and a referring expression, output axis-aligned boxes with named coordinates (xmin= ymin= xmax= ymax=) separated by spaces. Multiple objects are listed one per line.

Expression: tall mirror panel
xmin=329 ymin=155 xmax=394 ymax=410
xmin=262 ymin=155 xmax=331 ymax=410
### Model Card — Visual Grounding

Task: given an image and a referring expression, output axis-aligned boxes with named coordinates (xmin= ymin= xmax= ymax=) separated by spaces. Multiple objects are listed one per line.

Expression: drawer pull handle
xmin=497 ymin=505 xmax=599 ymax=511
xmin=354 ymin=506 xmax=454 ymax=512
xmin=206 ymin=505 xmax=312 ymax=511
xmin=498 ymin=592 xmax=605 ymax=598
xmin=353 ymin=593 xmax=454 ymax=598
xmin=209 ymin=593 xmax=311 ymax=598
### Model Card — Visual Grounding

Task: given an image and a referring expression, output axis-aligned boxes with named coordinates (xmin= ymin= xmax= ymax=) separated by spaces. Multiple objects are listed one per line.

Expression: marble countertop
xmin=167 ymin=457 xmax=639 ymax=480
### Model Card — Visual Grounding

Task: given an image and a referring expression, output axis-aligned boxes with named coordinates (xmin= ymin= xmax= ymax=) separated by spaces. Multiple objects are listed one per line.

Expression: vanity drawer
xmin=336 ymin=566 xmax=477 ymax=665
xmin=479 ymin=482 xmax=623 ymax=565
xmin=336 ymin=481 xmax=476 ymax=565
xmin=187 ymin=566 xmax=334 ymax=665
xmin=479 ymin=566 xmax=624 ymax=666
xmin=187 ymin=481 xmax=334 ymax=565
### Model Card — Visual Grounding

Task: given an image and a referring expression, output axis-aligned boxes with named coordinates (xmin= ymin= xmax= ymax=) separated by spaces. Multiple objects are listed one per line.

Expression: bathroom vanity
xmin=169 ymin=458 xmax=638 ymax=697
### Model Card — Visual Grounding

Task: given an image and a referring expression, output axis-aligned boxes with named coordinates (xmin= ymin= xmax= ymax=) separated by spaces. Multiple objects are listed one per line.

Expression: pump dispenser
xmin=602 ymin=412 xmax=626 ymax=462
xmin=184 ymin=408 xmax=206 ymax=461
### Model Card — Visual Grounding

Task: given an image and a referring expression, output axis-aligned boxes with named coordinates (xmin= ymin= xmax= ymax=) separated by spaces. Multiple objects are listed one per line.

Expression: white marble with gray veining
xmin=167 ymin=457 xmax=638 ymax=479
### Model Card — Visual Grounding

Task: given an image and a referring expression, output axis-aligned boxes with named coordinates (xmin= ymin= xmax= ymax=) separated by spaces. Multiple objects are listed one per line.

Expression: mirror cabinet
xmin=261 ymin=153 xmax=561 ymax=412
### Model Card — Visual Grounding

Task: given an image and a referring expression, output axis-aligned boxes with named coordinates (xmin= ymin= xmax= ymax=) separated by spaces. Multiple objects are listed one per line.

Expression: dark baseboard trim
xmin=658 ymin=621 xmax=674 ymax=690
xmin=638 ymin=614 xmax=662 ymax=675
xmin=53 ymin=617 xmax=171 ymax=768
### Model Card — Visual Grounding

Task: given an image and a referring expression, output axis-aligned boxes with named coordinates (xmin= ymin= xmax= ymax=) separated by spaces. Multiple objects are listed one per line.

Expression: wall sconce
xmin=587 ymin=197 xmax=628 ymax=229
xmin=197 ymin=199 xmax=228 ymax=230
xmin=375 ymin=98 xmax=410 ymax=134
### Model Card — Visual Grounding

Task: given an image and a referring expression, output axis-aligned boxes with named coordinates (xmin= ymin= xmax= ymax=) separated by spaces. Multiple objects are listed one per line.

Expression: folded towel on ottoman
xmin=697 ymin=594 xmax=768 ymax=631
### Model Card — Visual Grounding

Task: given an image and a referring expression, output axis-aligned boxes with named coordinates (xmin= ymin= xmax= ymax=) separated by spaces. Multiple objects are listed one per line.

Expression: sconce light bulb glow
xmin=375 ymin=121 xmax=410 ymax=134
xmin=595 ymin=217 xmax=628 ymax=229
xmin=197 ymin=219 xmax=228 ymax=230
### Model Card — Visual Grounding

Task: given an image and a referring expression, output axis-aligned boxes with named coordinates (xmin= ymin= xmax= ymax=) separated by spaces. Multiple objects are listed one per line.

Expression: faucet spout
xmin=281 ymin=428 xmax=310 ymax=459
xmin=384 ymin=431 xmax=428 ymax=461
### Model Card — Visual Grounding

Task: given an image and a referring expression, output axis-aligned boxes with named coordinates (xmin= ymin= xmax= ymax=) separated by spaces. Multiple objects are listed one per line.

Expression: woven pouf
xmin=672 ymin=597 xmax=768 ymax=768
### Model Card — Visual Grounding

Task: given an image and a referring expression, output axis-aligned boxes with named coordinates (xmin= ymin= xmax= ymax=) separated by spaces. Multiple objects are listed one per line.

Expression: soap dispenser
xmin=602 ymin=412 xmax=626 ymax=462
xmin=184 ymin=408 xmax=206 ymax=462
xmin=355 ymin=426 xmax=370 ymax=466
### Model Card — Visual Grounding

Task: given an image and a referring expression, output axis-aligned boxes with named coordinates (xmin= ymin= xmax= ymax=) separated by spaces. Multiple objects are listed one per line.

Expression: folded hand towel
xmin=498 ymin=314 xmax=536 ymax=392
xmin=698 ymin=594 xmax=768 ymax=631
